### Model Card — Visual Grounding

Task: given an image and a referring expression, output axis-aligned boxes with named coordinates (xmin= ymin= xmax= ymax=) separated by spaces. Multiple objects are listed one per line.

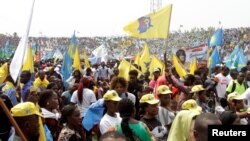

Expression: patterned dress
xmin=58 ymin=126 xmax=82 ymax=141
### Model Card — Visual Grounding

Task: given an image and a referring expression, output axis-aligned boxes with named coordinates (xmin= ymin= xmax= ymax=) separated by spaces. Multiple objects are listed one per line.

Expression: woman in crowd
xmin=111 ymin=98 xmax=154 ymax=141
xmin=70 ymin=77 xmax=96 ymax=140
xmin=38 ymin=90 xmax=61 ymax=140
xmin=58 ymin=104 xmax=85 ymax=141
xmin=110 ymin=77 xmax=136 ymax=105
xmin=47 ymin=82 xmax=63 ymax=110
xmin=67 ymin=70 xmax=82 ymax=88
xmin=70 ymin=77 xmax=96 ymax=118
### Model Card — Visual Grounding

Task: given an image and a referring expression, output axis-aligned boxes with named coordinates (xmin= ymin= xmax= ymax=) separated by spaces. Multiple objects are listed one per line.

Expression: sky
xmin=0 ymin=0 xmax=249 ymax=37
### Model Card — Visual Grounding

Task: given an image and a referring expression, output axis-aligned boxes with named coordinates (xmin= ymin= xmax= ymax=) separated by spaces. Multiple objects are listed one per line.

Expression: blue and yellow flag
xmin=124 ymin=4 xmax=172 ymax=39
xmin=208 ymin=46 xmax=220 ymax=70
xmin=209 ymin=28 xmax=223 ymax=47
xmin=68 ymin=32 xmax=77 ymax=58
xmin=61 ymin=51 xmax=72 ymax=89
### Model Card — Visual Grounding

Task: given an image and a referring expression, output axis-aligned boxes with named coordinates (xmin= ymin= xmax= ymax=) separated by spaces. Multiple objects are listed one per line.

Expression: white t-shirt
xmin=120 ymin=92 xmax=136 ymax=105
xmin=71 ymin=88 xmax=97 ymax=117
xmin=227 ymin=75 xmax=234 ymax=84
xmin=98 ymin=67 xmax=109 ymax=80
xmin=158 ymin=106 xmax=172 ymax=126
xmin=215 ymin=73 xmax=229 ymax=98
xmin=99 ymin=113 xmax=121 ymax=134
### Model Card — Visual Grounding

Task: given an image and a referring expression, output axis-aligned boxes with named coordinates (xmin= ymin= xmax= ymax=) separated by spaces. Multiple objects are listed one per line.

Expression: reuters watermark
xmin=208 ymin=125 xmax=249 ymax=140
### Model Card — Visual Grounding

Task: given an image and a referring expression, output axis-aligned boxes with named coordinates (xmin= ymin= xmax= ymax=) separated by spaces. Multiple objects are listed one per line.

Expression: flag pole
xmin=10 ymin=0 xmax=36 ymax=89
xmin=164 ymin=4 xmax=172 ymax=68
xmin=0 ymin=98 xmax=27 ymax=141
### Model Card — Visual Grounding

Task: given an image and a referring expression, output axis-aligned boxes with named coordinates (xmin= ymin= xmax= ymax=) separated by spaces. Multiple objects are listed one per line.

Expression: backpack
xmin=231 ymin=81 xmax=248 ymax=93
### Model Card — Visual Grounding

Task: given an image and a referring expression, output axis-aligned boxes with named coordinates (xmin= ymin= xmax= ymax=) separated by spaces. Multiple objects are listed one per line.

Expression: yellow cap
xmin=140 ymin=94 xmax=159 ymax=105
xmin=227 ymin=92 xmax=243 ymax=101
xmin=191 ymin=85 xmax=205 ymax=93
xmin=11 ymin=102 xmax=43 ymax=117
xmin=182 ymin=99 xmax=202 ymax=113
xmin=157 ymin=85 xmax=172 ymax=95
xmin=103 ymin=90 xmax=121 ymax=101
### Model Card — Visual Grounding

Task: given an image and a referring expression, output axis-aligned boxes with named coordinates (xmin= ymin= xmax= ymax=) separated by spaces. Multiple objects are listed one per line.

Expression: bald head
xmin=192 ymin=113 xmax=221 ymax=141
xmin=100 ymin=131 xmax=126 ymax=141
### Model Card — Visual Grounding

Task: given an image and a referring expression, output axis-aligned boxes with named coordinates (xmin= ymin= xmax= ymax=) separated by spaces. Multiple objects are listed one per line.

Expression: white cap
xmin=153 ymin=68 xmax=160 ymax=73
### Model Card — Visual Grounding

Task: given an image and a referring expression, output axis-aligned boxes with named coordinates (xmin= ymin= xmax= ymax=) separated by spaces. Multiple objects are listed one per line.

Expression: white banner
xmin=172 ymin=43 xmax=208 ymax=68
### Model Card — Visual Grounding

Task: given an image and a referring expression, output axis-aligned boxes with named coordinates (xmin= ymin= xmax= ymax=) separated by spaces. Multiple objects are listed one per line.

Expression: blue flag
xmin=233 ymin=48 xmax=247 ymax=71
xmin=3 ymin=40 xmax=11 ymax=59
xmin=209 ymin=28 xmax=223 ymax=47
xmin=82 ymin=99 xmax=105 ymax=131
xmin=61 ymin=51 xmax=72 ymax=89
xmin=225 ymin=45 xmax=240 ymax=68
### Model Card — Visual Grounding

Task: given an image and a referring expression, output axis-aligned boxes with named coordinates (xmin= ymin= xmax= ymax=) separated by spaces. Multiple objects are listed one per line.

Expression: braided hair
xmin=118 ymin=98 xmax=135 ymax=141
xmin=77 ymin=77 xmax=90 ymax=104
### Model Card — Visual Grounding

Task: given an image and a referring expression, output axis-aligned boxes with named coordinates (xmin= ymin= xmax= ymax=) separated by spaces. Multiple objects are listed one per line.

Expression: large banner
xmin=172 ymin=43 xmax=208 ymax=68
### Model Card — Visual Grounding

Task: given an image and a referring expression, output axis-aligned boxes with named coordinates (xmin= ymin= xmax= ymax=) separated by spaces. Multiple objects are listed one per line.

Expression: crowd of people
xmin=0 ymin=26 xmax=250 ymax=141
xmin=1 ymin=27 xmax=250 ymax=61
xmin=0 ymin=54 xmax=250 ymax=141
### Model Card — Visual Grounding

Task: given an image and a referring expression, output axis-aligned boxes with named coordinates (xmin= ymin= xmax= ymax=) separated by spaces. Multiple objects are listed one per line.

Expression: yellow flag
xmin=73 ymin=47 xmax=82 ymax=71
xmin=118 ymin=59 xmax=142 ymax=81
xmin=173 ymin=55 xmax=187 ymax=78
xmin=0 ymin=63 xmax=8 ymax=84
xmin=149 ymin=55 xmax=164 ymax=78
xmin=83 ymin=49 xmax=91 ymax=69
xmin=139 ymin=43 xmax=151 ymax=72
xmin=22 ymin=45 xmax=34 ymax=73
xmin=134 ymin=52 xmax=140 ymax=65
xmin=189 ymin=57 xmax=197 ymax=75
xmin=124 ymin=4 xmax=172 ymax=39
xmin=33 ymin=103 xmax=46 ymax=141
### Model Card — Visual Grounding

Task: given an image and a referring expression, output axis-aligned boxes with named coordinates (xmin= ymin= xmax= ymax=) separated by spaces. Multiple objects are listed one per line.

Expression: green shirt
xmin=226 ymin=80 xmax=247 ymax=95
xmin=116 ymin=121 xmax=152 ymax=141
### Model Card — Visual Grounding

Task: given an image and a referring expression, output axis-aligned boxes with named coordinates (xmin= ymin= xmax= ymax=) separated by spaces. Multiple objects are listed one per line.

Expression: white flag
xmin=92 ymin=44 xmax=108 ymax=58
xmin=10 ymin=0 xmax=36 ymax=82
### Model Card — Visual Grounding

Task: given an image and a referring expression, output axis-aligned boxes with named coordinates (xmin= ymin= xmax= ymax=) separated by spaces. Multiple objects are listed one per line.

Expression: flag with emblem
xmin=209 ymin=28 xmax=223 ymax=47
xmin=124 ymin=4 xmax=172 ymax=39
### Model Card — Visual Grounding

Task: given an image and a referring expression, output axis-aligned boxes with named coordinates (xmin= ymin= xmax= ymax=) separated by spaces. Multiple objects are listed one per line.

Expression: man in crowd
xmin=10 ymin=102 xmax=42 ymax=141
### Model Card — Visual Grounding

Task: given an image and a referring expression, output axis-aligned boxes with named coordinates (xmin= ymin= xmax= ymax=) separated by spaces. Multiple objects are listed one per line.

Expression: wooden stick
xmin=0 ymin=98 xmax=27 ymax=141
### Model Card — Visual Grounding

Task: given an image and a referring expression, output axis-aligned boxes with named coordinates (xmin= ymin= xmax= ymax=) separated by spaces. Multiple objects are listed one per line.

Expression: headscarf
xmin=167 ymin=110 xmax=200 ymax=141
